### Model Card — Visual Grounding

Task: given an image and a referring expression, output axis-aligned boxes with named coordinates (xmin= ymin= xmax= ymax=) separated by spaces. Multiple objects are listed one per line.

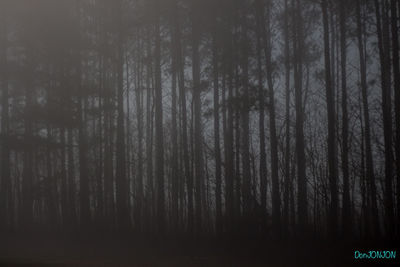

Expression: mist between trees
xmin=0 ymin=0 xmax=399 ymax=241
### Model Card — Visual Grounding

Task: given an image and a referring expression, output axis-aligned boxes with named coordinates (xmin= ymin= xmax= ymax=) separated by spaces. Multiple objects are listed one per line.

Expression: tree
xmin=356 ymin=0 xmax=380 ymax=236
xmin=238 ymin=0 xmax=252 ymax=229
xmin=292 ymin=0 xmax=308 ymax=233
xmin=0 ymin=1 xmax=12 ymax=229
xmin=260 ymin=0 xmax=281 ymax=235
xmin=255 ymin=0 xmax=268 ymax=227
xmin=154 ymin=0 xmax=165 ymax=234
xmin=191 ymin=0 xmax=204 ymax=234
xmin=374 ymin=0 xmax=394 ymax=236
xmin=0 ymin=0 xmax=397 ymax=245
xmin=21 ymin=21 xmax=35 ymax=230
xmin=321 ymin=0 xmax=338 ymax=238
xmin=115 ymin=0 xmax=130 ymax=231
xmin=391 ymin=0 xmax=400 ymax=237
xmin=211 ymin=4 xmax=222 ymax=234
xmin=339 ymin=0 xmax=351 ymax=237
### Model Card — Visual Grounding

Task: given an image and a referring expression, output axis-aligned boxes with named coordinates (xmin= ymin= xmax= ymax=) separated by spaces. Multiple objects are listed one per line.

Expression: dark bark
xmin=192 ymin=0 xmax=204 ymax=234
xmin=293 ymin=0 xmax=308 ymax=232
xmin=391 ymin=0 xmax=400 ymax=236
xmin=115 ymin=0 xmax=130 ymax=231
xmin=78 ymin=83 xmax=90 ymax=228
xmin=172 ymin=0 xmax=193 ymax=235
xmin=170 ymin=13 xmax=179 ymax=230
xmin=224 ymin=2 xmax=235 ymax=231
xmin=0 ymin=5 xmax=12 ymax=229
xmin=339 ymin=0 xmax=351 ymax=237
xmin=260 ymin=0 xmax=281 ymax=235
xmin=145 ymin=25 xmax=154 ymax=230
xmin=154 ymin=0 xmax=165 ymax=234
xmin=356 ymin=0 xmax=380 ymax=236
xmin=374 ymin=0 xmax=394 ymax=236
xmin=212 ymin=18 xmax=222 ymax=234
xmin=282 ymin=0 xmax=291 ymax=234
xmin=22 ymin=45 xmax=34 ymax=230
xmin=282 ymin=0 xmax=291 ymax=235
xmin=67 ymin=127 xmax=77 ymax=228
xmin=322 ymin=0 xmax=338 ymax=238
xmin=255 ymin=0 xmax=268 ymax=226
xmin=134 ymin=31 xmax=144 ymax=231
xmin=239 ymin=0 xmax=252 ymax=228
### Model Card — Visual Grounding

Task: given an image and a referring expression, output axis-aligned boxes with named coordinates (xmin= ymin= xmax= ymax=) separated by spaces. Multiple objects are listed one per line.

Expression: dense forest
xmin=0 ymin=0 xmax=399 ymax=253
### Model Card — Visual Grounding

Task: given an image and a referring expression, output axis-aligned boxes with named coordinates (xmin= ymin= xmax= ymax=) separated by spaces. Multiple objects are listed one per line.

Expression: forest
xmin=0 ymin=0 xmax=399 ymax=265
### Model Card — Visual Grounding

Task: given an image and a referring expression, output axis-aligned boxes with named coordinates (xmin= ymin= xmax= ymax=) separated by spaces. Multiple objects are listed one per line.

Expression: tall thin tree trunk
xmin=60 ymin=125 xmax=68 ymax=228
xmin=78 ymin=84 xmax=90 ymax=228
xmin=322 ymin=0 xmax=338 ymax=238
xmin=96 ymin=44 xmax=104 ymax=226
xmin=22 ymin=46 xmax=34 ymax=231
xmin=0 ymin=5 xmax=12 ymax=229
xmin=339 ymin=0 xmax=351 ymax=236
xmin=115 ymin=0 xmax=130 ymax=231
xmin=391 ymin=0 xmax=400 ymax=236
xmin=173 ymin=0 xmax=193 ymax=234
xmin=255 ymin=0 xmax=267 ymax=228
xmin=154 ymin=0 xmax=165 ymax=234
xmin=135 ymin=31 xmax=144 ymax=232
xmin=126 ymin=31 xmax=132 ymax=229
xmin=77 ymin=41 xmax=90 ymax=229
xmin=238 ymin=1 xmax=251 ymax=228
xmin=261 ymin=0 xmax=281 ymax=235
xmin=356 ymin=0 xmax=380 ymax=236
xmin=67 ymin=126 xmax=77 ymax=229
xmin=374 ymin=0 xmax=394 ymax=236
xmin=212 ymin=16 xmax=222 ymax=234
xmin=192 ymin=0 xmax=204 ymax=233
xmin=170 ymin=14 xmax=179 ymax=231
xmin=46 ymin=72 xmax=59 ymax=227
xmin=282 ymin=0 xmax=291 ymax=235
xmin=145 ymin=25 xmax=154 ymax=230
xmin=293 ymin=0 xmax=308 ymax=233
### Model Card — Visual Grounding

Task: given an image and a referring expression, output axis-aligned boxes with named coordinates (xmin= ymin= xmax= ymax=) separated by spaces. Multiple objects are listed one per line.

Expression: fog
xmin=0 ymin=0 xmax=399 ymax=266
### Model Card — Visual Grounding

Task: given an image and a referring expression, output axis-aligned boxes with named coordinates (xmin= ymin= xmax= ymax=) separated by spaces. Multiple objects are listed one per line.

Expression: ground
xmin=0 ymin=233 xmax=394 ymax=266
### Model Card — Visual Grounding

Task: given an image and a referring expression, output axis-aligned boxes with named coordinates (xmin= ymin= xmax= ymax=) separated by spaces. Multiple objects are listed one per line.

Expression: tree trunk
xmin=22 ymin=46 xmax=34 ymax=231
xmin=115 ymin=0 xmax=130 ymax=232
xmin=135 ymin=30 xmax=144 ymax=232
xmin=192 ymin=1 xmax=204 ymax=233
xmin=59 ymin=111 xmax=68 ymax=230
xmin=255 ymin=0 xmax=268 ymax=228
xmin=67 ymin=127 xmax=77 ymax=229
xmin=170 ymin=13 xmax=179 ymax=231
xmin=224 ymin=1 xmax=235 ymax=231
xmin=293 ymin=0 xmax=308 ymax=232
xmin=282 ymin=0 xmax=291 ymax=235
xmin=356 ymin=0 xmax=380 ymax=236
xmin=339 ymin=0 xmax=351 ymax=237
xmin=173 ymin=0 xmax=193 ymax=235
xmin=0 ymin=5 xmax=12 ymax=229
xmin=261 ymin=0 xmax=281 ymax=235
xmin=374 ymin=0 xmax=394 ymax=237
xmin=145 ymin=25 xmax=154 ymax=231
xmin=322 ymin=0 xmax=338 ymax=238
xmin=237 ymin=0 xmax=251 ymax=231
xmin=212 ymin=16 xmax=222 ymax=234
xmin=78 ymin=85 xmax=90 ymax=228
xmin=154 ymin=0 xmax=165 ymax=234
xmin=391 ymin=0 xmax=400 ymax=237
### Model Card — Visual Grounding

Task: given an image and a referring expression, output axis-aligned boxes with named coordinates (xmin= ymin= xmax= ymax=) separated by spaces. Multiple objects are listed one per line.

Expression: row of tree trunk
xmin=0 ymin=0 xmax=399 ymax=240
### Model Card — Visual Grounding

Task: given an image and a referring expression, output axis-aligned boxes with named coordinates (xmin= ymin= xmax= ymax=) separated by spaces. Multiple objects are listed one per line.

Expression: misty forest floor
xmin=0 ymin=233 xmax=395 ymax=266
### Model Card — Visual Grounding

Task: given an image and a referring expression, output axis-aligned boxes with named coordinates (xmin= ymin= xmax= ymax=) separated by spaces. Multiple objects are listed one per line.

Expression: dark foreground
xmin=0 ymin=233 xmax=397 ymax=266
